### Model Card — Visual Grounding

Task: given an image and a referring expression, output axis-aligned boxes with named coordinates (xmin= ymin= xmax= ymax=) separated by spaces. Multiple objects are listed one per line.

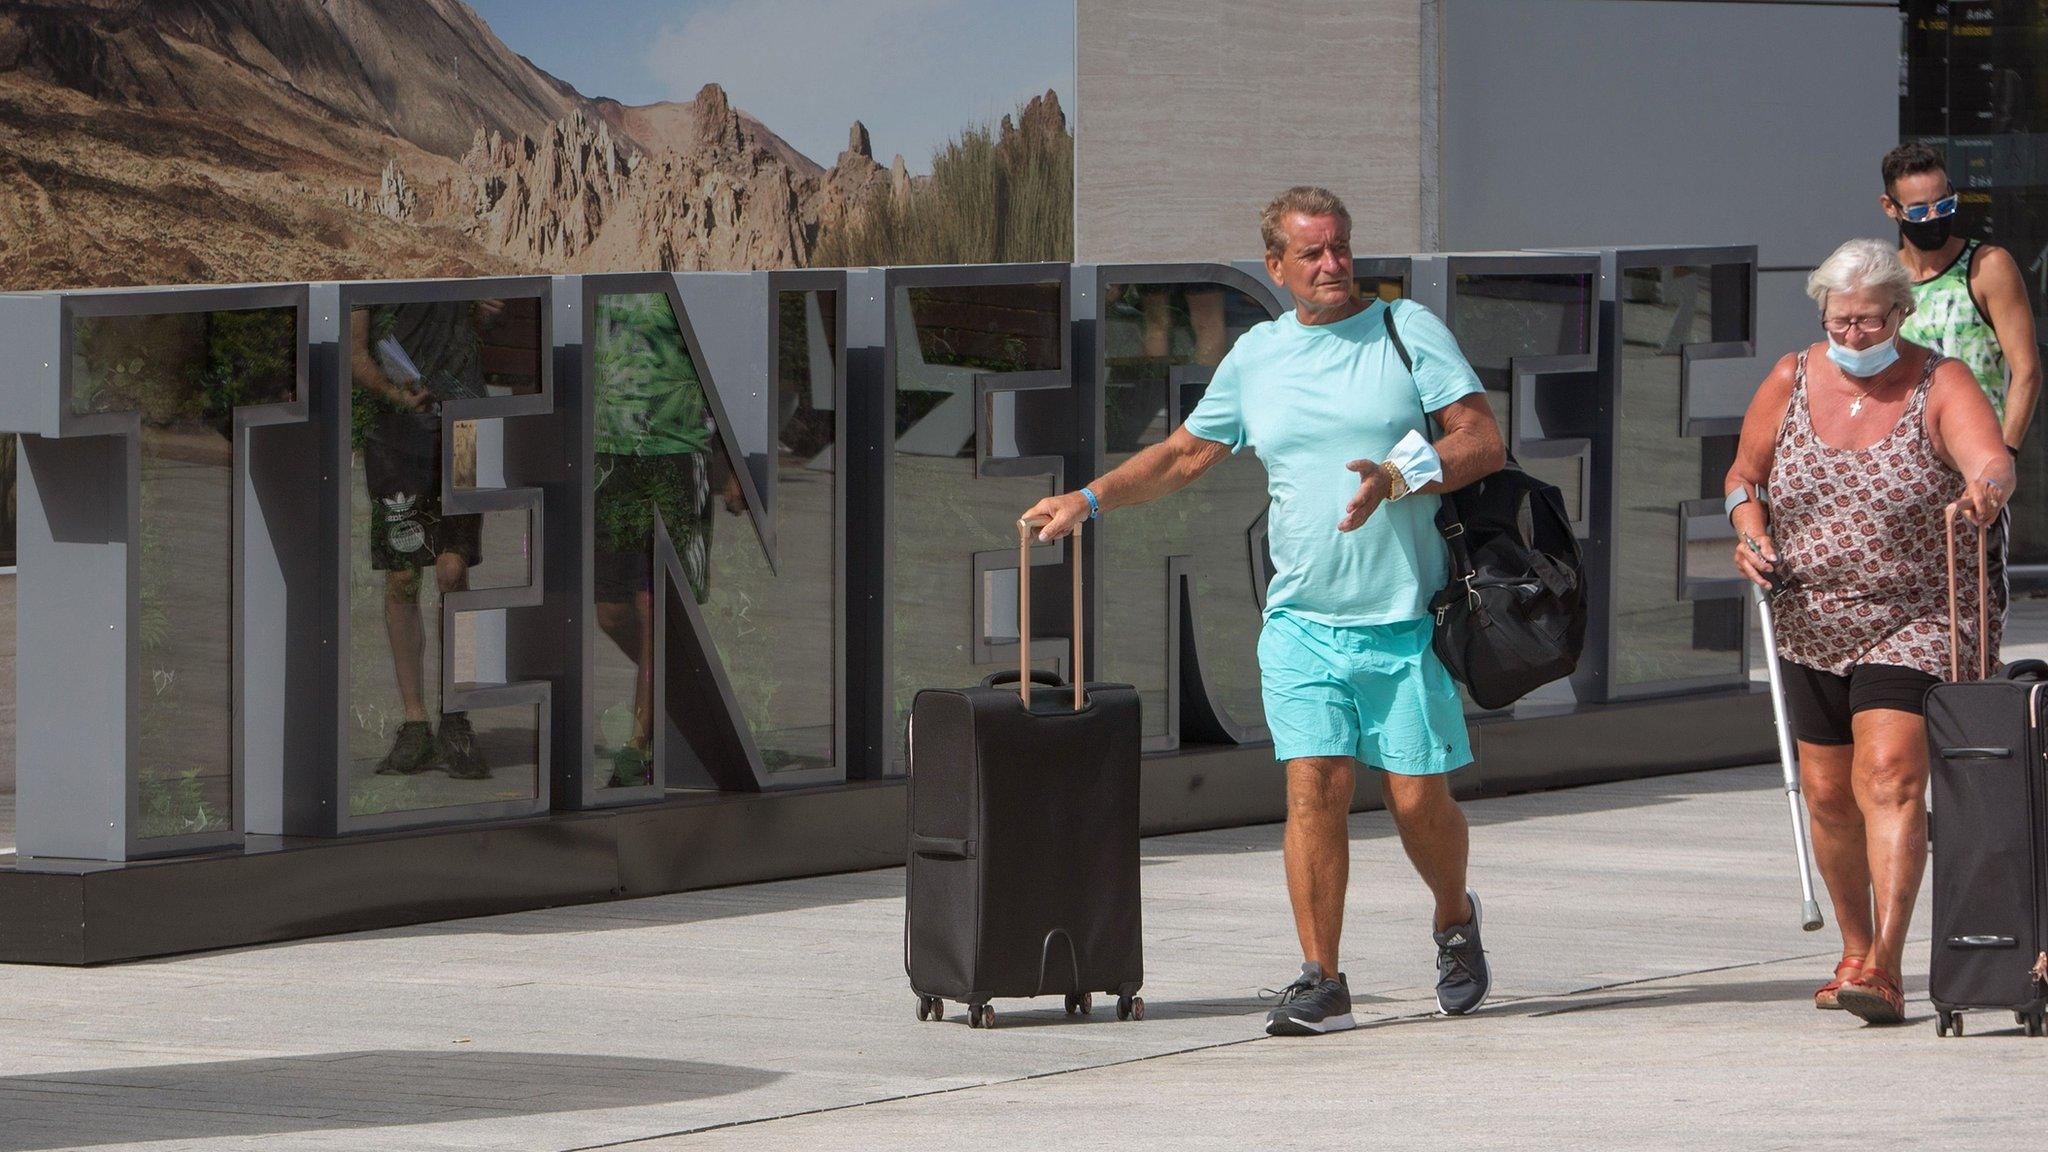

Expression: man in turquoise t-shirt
xmin=1025 ymin=187 xmax=1506 ymax=1037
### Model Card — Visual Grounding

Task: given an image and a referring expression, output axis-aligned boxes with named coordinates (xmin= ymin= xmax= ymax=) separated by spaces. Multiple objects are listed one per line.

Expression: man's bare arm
xmin=1975 ymin=245 xmax=2040 ymax=449
xmin=350 ymin=319 xmax=428 ymax=410
xmin=1022 ymin=425 xmax=1232 ymax=541
xmin=1418 ymin=393 xmax=1507 ymax=493
xmin=1339 ymin=392 xmax=1506 ymax=532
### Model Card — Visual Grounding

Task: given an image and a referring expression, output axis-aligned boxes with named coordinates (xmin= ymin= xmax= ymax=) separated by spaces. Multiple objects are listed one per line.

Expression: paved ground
xmin=1 ymin=588 xmax=2043 ymax=1147
xmin=0 ymin=760 xmax=2036 ymax=1152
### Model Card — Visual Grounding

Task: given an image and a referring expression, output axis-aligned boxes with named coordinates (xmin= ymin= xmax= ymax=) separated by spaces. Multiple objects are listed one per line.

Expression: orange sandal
xmin=1835 ymin=966 xmax=1905 ymax=1024
xmin=1814 ymin=957 xmax=1864 ymax=1011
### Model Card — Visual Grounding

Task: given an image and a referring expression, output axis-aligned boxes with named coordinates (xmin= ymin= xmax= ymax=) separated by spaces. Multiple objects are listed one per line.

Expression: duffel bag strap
xmin=1384 ymin=307 xmax=1482 ymax=591
xmin=1528 ymin=550 xmax=1573 ymax=600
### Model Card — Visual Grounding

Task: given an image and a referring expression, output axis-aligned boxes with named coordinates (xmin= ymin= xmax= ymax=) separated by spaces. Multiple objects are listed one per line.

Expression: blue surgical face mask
xmin=1827 ymin=335 xmax=1900 ymax=379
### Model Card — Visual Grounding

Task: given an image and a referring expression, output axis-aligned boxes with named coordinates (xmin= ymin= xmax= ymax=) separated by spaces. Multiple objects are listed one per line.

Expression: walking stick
xmin=1751 ymin=574 xmax=1826 ymax=933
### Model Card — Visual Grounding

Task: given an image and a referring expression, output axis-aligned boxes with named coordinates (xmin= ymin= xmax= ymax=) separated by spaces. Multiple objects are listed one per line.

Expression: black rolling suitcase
xmin=1924 ymin=509 xmax=2048 ymax=1038
xmin=905 ymin=518 xmax=1144 ymax=1029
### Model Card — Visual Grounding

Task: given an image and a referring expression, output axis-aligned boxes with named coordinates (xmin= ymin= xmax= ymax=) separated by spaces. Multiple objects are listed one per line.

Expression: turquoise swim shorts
xmin=1257 ymin=613 xmax=1473 ymax=775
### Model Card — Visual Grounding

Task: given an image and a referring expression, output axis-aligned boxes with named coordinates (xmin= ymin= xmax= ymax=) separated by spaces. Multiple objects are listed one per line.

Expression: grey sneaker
xmin=1434 ymin=890 xmax=1491 ymax=1016
xmin=439 ymin=714 xmax=492 ymax=780
xmin=377 ymin=720 xmax=441 ymax=775
xmin=608 ymin=744 xmax=653 ymax=788
xmin=1262 ymin=962 xmax=1355 ymax=1036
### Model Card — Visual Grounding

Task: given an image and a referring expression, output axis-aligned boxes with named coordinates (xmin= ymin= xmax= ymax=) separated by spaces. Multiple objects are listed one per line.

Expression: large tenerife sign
xmin=0 ymin=249 xmax=1756 ymax=863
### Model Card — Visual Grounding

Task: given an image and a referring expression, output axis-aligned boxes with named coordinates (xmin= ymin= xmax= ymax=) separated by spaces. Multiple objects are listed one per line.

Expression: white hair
xmin=1805 ymin=238 xmax=1915 ymax=314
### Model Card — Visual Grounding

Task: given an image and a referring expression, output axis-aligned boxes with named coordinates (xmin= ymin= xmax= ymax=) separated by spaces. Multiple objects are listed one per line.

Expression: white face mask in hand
xmin=1826 ymin=335 xmax=1900 ymax=380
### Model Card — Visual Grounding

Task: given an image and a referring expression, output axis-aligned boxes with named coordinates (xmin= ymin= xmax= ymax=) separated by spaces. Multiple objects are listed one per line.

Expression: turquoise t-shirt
xmin=1183 ymin=298 xmax=1485 ymax=627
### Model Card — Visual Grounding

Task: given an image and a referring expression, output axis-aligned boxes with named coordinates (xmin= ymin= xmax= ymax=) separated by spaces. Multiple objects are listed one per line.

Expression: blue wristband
xmin=1081 ymin=487 xmax=1101 ymax=520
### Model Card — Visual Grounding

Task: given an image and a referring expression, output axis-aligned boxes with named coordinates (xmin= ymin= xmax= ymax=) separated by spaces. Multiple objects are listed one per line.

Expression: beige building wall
xmin=1075 ymin=1 xmax=1424 ymax=264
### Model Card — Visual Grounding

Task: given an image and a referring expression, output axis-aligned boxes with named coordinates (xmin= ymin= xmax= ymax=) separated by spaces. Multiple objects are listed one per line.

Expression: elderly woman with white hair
xmin=1726 ymin=237 xmax=2012 ymax=1025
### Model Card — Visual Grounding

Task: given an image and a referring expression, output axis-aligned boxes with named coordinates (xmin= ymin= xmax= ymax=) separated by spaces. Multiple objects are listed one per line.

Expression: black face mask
xmin=1900 ymin=215 xmax=1954 ymax=251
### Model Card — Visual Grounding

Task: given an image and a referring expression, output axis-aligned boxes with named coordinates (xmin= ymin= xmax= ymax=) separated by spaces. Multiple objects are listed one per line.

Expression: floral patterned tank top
xmin=1770 ymin=350 xmax=2001 ymax=679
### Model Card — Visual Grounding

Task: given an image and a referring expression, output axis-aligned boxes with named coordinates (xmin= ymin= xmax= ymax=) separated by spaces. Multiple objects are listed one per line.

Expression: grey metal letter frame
xmin=4 ymin=283 xmax=310 ymax=860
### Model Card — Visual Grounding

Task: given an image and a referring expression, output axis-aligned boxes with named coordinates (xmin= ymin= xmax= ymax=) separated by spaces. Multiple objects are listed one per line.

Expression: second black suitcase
xmin=905 ymin=518 xmax=1144 ymax=1028
xmin=1924 ymin=512 xmax=2048 ymax=1038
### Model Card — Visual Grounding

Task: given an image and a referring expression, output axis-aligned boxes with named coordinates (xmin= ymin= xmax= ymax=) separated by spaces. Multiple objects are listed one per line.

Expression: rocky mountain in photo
xmin=449 ymin=82 xmax=890 ymax=272
xmin=0 ymin=0 xmax=590 ymax=160
xmin=0 ymin=0 xmax=1040 ymax=290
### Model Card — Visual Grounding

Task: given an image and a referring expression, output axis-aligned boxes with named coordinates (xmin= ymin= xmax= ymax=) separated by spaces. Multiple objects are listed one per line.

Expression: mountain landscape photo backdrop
xmin=0 ymin=0 xmax=1075 ymax=290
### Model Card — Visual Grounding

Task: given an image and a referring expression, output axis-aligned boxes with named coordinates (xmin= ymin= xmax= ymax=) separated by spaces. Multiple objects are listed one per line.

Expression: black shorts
xmin=592 ymin=547 xmax=654 ymax=603
xmin=362 ymin=411 xmax=482 ymax=571
xmin=592 ymin=451 xmax=707 ymax=602
xmin=1778 ymin=660 xmax=1941 ymax=746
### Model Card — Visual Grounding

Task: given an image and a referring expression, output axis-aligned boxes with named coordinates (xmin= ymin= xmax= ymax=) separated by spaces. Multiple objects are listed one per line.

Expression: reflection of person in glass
xmin=351 ymin=301 xmax=497 ymax=780
xmin=1137 ymin=285 xmax=1229 ymax=366
xmin=1025 ymin=188 xmax=1508 ymax=1037
xmin=592 ymin=293 xmax=734 ymax=788
xmin=1727 ymin=240 xmax=2011 ymax=1025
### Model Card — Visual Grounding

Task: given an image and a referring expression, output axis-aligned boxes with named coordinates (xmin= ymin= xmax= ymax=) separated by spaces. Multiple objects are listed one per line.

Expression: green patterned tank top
xmin=1900 ymin=239 xmax=2009 ymax=419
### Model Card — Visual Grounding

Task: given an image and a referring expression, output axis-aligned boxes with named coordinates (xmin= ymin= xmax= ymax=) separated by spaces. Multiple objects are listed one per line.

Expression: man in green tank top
xmin=1883 ymin=143 xmax=2040 ymax=452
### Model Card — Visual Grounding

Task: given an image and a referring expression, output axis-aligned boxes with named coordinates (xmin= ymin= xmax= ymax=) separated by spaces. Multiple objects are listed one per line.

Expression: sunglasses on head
xmin=1893 ymin=192 xmax=1959 ymax=223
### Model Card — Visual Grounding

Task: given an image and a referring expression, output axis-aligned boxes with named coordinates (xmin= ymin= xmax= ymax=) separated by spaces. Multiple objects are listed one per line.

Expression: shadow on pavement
xmin=1349 ymin=973 xmax=1951 ymax=1031
xmin=0 ymin=1049 xmax=781 ymax=1152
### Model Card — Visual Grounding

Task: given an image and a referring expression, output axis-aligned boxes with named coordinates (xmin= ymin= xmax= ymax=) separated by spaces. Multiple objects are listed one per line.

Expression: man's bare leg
xmin=1384 ymin=770 xmax=1491 ymax=1014
xmin=1283 ymin=756 xmax=1356 ymax=974
xmin=384 ymin=569 xmax=427 ymax=722
xmin=1382 ymin=772 xmax=1473 ymax=931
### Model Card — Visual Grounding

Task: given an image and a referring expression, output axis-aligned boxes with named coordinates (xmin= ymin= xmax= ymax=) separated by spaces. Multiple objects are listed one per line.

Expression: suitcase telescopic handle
xmin=1016 ymin=516 xmax=1085 ymax=711
xmin=1945 ymin=503 xmax=1990 ymax=683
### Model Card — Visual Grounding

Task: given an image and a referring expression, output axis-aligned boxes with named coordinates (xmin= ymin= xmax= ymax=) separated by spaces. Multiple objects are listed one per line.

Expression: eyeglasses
xmin=1821 ymin=307 xmax=1899 ymax=336
xmin=1892 ymin=192 xmax=1959 ymax=223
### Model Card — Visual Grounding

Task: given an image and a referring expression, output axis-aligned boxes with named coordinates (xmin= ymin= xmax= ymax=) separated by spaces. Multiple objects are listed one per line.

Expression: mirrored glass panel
xmin=728 ymin=287 xmax=839 ymax=773
xmin=890 ymin=281 xmax=1062 ymax=766
xmin=464 ymin=507 xmax=533 ymax=592
xmin=1443 ymin=271 xmax=1594 ymax=709
xmin=70 ymin=307 xmax=297 ymax=838
xmin=592 ymin=291 xmax=837 ymax=789
xmin=345 ymin=300 xmax=541 ymax=815
xmin=1612 ymin=264 xmax=1749 ymax=689
xmin=1099 ymin=281 xmax=1273 ymax=742
xmin=1451 ymin=272 xmax=1595 ymax=497
xmin=348 ymin=702 xmax=543 ymax=818
xmin=1354 ymin=276 xmax=1407 ymax=304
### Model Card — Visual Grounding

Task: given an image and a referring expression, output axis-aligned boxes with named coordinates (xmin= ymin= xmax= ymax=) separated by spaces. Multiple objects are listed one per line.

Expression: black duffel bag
xmin=1426 ymin=467 xmax=1586 ymax=709
xmin=1380 ymin=306 xmax=1586 ymax=709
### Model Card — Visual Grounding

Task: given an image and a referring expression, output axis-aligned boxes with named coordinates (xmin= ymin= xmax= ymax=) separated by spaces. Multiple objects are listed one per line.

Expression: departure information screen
xmin=1902 ymin=2 xmax=2047 ymax=315
xmin=1902 ymin=1 xmax=2048 ymax=563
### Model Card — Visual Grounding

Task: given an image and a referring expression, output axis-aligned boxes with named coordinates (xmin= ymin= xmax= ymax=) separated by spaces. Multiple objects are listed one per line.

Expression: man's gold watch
xmin=1380 ymin=460 xmax=1410 ymax=501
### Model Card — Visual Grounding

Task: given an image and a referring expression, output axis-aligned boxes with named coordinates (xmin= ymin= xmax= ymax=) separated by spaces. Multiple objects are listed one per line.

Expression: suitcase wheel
xmin=1064 ymin=992 xmax=1094 ymax=1016
xmin=967 ymin=1003 xmax=995 ymax=1029
xmin=1117 ymin=995 xmax=1144 ymax=1022
xmin=916 ymin=995 xmax=944 ymax=1022
xmin=1936 ymin=1010 xmax=1954 ymax=1038
xmin=2026 ymin=1011 xmax=2045 ymax=1038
